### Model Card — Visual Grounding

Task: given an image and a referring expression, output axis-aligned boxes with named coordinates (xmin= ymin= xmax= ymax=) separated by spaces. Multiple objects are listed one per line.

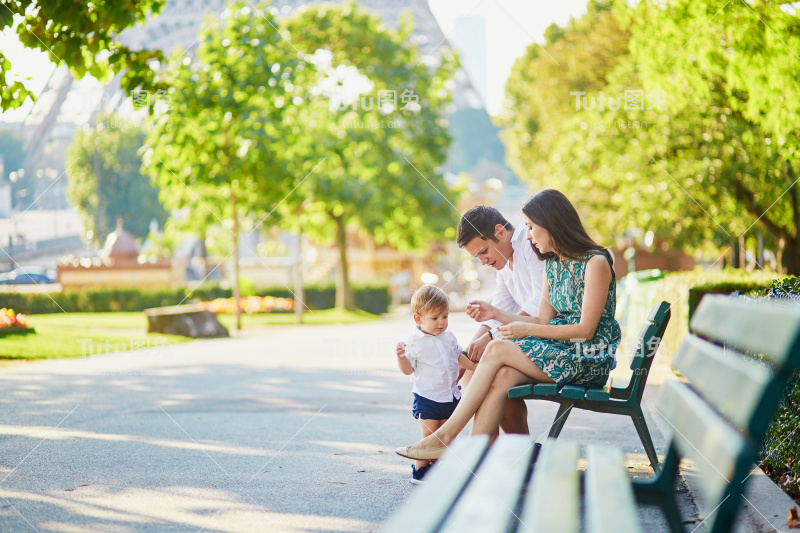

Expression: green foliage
xmin=0 ymin=326 xmax=35 ymax=338
xmin=769 ymin=276 xmax=800 ymax=298
xmin=66 ymin=115 xmax=167 ymax=244
xmin=353 ymin=283 xmax=391 ymax=315
xmin=277 ymin=2 xmax=459 ymax=307
xmin=141 ymin=0 xmax=298 ymax=229
xmin=0 ymin=0 xmax=165 ymax=111
xmin=0 ymin=283 xmax=389 ymax=314
xmin=239 ymin=276 xmax=257 ymax=298
xmin=687 ymin=271 xmax=786 ymax=320
xmin=258 ymin=282 xmax=389 ymax=313
xmin=645 ymin=269 xmax=784 ymax=359
xmin=502 ymin=0 xmax=800 ymax=272
xmin=141 ymin=1 xmax=459 ymax=310
xmin=749 ymin=277 xmax=800 ymax=499
xmin=760 ymin=369 xmax=800 ymax=499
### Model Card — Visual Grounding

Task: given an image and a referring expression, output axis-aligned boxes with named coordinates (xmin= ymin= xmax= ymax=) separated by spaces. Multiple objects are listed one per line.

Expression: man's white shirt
xmin=404 ymin=327 xmax=463 ymax=403
xmin=483 ymin=224 xmax=546 ymax=328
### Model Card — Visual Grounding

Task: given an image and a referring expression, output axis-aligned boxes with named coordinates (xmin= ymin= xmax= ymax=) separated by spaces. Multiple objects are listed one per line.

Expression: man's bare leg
xmin=499 ymin=397 xmax=529 ymax=435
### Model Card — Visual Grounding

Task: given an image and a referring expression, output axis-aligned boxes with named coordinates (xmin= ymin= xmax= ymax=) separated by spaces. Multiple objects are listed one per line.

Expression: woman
xmin=396 ymin=189 xmax=621 ymax=460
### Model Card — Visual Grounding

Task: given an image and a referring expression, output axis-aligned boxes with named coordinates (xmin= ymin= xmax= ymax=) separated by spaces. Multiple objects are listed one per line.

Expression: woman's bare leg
xmin=412 ymin=340 xmax=552 ymax=450
xmin=464 ymin=367 xmax=529 ymax=436
xmin=472 ymin=367 xmax=535 ymax=436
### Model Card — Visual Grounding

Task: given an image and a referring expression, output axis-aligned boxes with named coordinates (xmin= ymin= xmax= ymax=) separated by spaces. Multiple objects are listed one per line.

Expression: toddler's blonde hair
xmin=411 ymin=285 xmax=449 ymax=316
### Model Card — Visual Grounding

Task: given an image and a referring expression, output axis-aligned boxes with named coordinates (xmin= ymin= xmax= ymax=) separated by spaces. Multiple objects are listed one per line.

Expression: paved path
xmin=1 ymin=313 xmax=690 ymax=532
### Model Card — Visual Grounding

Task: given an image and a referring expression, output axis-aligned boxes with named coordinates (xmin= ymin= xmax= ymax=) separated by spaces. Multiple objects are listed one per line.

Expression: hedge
xmin=752 ymin=277 xmax=800 ymax=500
xmin=687 ymin=270 xmax=785 ymax=320
xmin=643 ymin=269 xmax=781 ymax=362
xmin=0 ymin=283 xmax=390 ymax=315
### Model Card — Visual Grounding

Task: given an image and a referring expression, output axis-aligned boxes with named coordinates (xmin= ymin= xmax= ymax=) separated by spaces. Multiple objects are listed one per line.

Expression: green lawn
xmin=1 ymin=309 xmax=378 ymax=360
xmin=0 ymin=312 xmax=190 ymax=360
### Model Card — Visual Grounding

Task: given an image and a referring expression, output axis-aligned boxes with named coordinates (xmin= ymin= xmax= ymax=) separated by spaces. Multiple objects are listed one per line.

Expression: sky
xmin=429 ymin=0 xmax=589 ymax=115
xmin=0 ymin=0 xmax=590 ymax=122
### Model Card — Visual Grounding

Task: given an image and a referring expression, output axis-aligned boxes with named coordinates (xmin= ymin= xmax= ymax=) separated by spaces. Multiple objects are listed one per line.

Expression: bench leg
xmin=631 ymin=405 xmax=661 ymax=474
xmin=633 ymin=446 xmax=683 ymax=533
xmin=548 ymin=402 xmax=573 ymax=438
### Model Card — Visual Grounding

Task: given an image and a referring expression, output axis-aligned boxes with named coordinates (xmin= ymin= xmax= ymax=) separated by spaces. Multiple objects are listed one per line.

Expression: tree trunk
xmin=785 ymin=179 xmax=800 ymax=275
xmin=199 ymin=228 xmax=209 ymax=279
xmin=333 ymin=214 xmax=354 ymax=310
xmin=294 ymin=226 xmax=305 ymax=324
xmin=783 ymin=242 xmax=800 ymax=275
xmin=230 ymin=191 xmax=241 ymax=331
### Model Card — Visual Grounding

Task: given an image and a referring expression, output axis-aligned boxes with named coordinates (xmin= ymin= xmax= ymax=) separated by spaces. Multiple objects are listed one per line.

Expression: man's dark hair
xmin=457 ymin=206 xmax=514 ymax=248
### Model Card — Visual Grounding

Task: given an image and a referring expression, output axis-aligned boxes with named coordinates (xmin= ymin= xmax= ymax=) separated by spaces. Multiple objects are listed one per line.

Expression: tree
xmin=141 ymin=1 xmax=303 ymax=329
xmin=0 ymin=0 xmax=165 ymax=111
xmin=278 ymin=2 xmax=459 ymax=309
xmin=502 ymin=0 xmax=800 ymax=273
xmin=627 ymin=0 xmax=800 ymax=273
xmin=66 ymin=115 xmax=167 ymax=244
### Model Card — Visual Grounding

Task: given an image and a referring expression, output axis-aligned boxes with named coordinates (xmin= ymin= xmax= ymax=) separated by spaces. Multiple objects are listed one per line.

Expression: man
xmin=457 ymin=205 xmax=545 ymax=434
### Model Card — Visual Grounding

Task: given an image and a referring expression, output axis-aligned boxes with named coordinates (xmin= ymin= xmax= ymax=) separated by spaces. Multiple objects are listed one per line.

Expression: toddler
xmin=396 ymin=285 xmax=475 ymax=483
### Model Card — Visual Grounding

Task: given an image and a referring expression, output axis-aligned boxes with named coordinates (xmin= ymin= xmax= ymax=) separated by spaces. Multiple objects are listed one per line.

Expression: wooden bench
xmin=381 ymin=295 xmax=800 ymax=532
xmin=507 ymin=301 xmax=670 ymax=473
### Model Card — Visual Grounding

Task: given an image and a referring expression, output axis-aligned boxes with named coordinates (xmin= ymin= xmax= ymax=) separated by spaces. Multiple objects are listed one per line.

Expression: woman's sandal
xmin=395 ymin=444 xmax=447 ymax=461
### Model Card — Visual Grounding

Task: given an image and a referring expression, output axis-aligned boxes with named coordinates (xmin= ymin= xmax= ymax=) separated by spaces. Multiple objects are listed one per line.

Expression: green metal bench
xmin=381 ymin=295 xmax=800 ymax=532
xmin=507 ymin=301 xmax=671 ymax=473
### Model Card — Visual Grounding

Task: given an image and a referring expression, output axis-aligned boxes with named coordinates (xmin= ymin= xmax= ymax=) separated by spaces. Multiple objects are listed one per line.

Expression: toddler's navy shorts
xmin=412 ymin=393 xmax=459 ymax=420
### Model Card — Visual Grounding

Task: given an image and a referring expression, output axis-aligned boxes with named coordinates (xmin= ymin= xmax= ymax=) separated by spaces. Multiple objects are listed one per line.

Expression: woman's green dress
xmin=511 ymin=251 xmax=621 ymax=388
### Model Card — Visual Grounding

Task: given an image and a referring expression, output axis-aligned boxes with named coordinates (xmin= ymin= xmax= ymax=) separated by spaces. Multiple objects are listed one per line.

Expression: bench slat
xmin=585 ymin=381 xmax=611 ymax=402
xmin=439 ymin=435 xmax=539 ymax=533
xmin=560 ymin=385 xmax=586 ymax=400
xmin=519 ymin=439 xmax=581 ymax=533
xmin=691 ymin=295 xmax=800 ymax=367
xmin=630 ymin=323 xmax=659 ymax=371
xmin=507 ymin=384 xmax=534 ymax=399
xmin=647 ymin=300 xmax=671 ymax=324
xmin=379 ymin=436 xmax=490 ymax=533
xmin=673 ymin=334 xmax=771 ymax=431
xmin=585 ymin=445 xmax=642 ymax=533
xmin=534 ymin=383 xmax=558 ymax=395
xmin=507 ymin=382 xmax=557 ymax=399
xmin=656 ymin=380 xmax=750 ymax=511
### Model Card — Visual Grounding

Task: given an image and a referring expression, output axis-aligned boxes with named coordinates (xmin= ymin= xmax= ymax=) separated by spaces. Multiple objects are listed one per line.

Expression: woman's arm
xmin=500 ymin=255 xmax=611 ymax=341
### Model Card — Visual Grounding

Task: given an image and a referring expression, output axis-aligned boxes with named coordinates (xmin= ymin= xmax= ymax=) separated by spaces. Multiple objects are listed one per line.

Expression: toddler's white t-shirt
xmin=404 ymin=327 xmax=463 ymax=403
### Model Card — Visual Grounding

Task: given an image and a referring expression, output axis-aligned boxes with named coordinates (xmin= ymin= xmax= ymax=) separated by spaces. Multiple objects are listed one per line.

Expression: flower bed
xmin=0 ymin=308 xmax=35 ymax=337
xmin=199 ymin=296 xmax=294 ymax=314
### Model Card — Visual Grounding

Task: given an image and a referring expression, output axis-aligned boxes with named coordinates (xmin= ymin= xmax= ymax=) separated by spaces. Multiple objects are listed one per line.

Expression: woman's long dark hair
xmin=522 ymin=189 xmax=612 ymax=265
